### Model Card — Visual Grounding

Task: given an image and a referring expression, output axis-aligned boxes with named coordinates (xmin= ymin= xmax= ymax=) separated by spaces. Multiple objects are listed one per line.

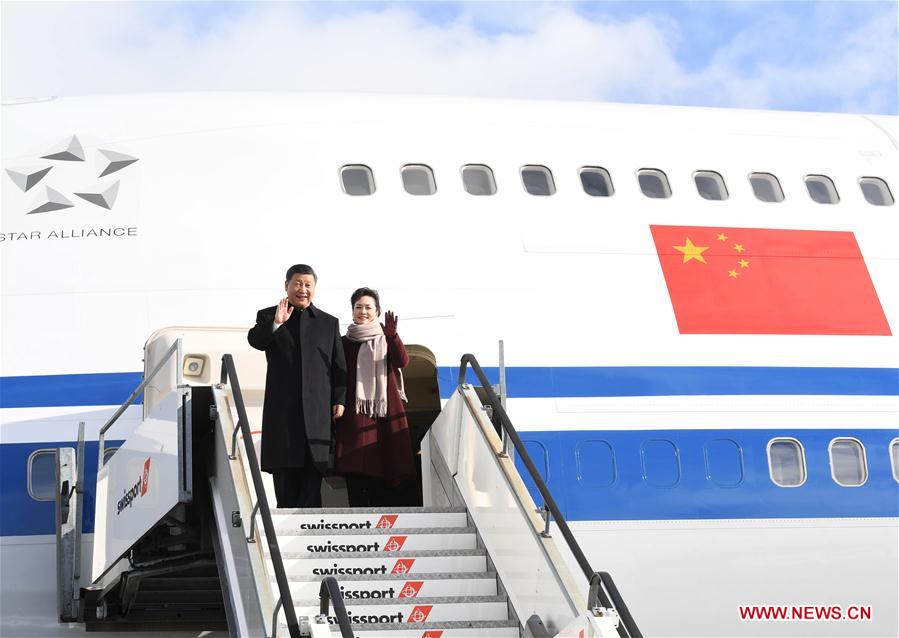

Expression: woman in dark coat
xmin=335 ymin=287 xmax=415 ymax=506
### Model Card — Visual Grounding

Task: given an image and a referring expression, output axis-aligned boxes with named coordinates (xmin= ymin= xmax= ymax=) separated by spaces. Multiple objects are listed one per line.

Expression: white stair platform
xmin=277 ymin=549 xmax=488 ymax=576
xmin=284 ymin=572 xmax=499 ymax=599
xmin=270 ymin=506 xmax=469 ymax=531
xmin=276 ymin=527 xmax=479 ymax=553
xmin=281 ymin=619 xmax=521 ymax=637
xmin=296 ymin=595 xmax=510 ymax=623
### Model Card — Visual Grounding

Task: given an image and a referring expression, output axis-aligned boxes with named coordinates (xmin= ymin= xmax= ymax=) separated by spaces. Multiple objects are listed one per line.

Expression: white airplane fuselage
xmin=1 ymin=93 xmax=897 ymax=637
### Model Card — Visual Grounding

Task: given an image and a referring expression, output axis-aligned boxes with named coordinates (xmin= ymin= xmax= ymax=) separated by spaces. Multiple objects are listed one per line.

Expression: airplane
xmin=1 ymin=92 xmax=897 ymax=638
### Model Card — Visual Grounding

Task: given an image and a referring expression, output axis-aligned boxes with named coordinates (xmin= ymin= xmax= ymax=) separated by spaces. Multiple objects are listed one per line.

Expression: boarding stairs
xmin=55 ymin=328 xmax=641 ymax=638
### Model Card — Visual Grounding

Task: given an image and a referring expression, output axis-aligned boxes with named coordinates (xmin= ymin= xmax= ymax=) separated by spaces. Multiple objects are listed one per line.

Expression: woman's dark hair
xmin=285 ymin=264 xmax=317 ymax=282
xmin=350 ymin=287 xmax=381 ymax=314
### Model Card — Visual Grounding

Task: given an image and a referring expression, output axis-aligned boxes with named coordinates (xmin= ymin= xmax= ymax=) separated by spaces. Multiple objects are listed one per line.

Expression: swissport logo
xmin=422 ymin=632 xmax=444 ymax=638
xmin=117 ymin=457 xmax=151 ymax=515
xmin=391 ymin=559 xmax=415 ymax=574
xmin=375 ymin=514 xmax=398 ymax=528
xmin=384 ymin=535 xmax=407 ymax=552
xmin=407 ymin=605 xmax=433 ymax=623
xmin=399 ymin=581 xmax=423 ymax=598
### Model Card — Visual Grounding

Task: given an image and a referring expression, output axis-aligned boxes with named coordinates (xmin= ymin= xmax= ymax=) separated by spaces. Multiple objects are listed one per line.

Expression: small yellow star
xmin=728 ymin=269 xmax=740 ymax=278
xmin=717 ymin=233 xmax=728 ymax=242
xmin=733 ymin=243 xmax=745 ymax=253
xmin=672 ymin=238 xmax=709 ymax=264
xmin=739 ymin=259 xmax=750 ymax=268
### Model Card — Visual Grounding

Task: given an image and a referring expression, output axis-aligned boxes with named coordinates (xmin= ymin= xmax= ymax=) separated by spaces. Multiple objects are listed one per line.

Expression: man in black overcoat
xmin=248 ymin=264 xmax=347 ymax=508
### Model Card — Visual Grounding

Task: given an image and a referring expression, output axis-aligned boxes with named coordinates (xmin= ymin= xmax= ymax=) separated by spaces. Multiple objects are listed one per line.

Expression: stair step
xmin=139 ymin=577 xmax=222 ymax=591
xmin=275 ymin=527 xmax=478 ymax=553
xmin=283 ymin=572 xmax=499 ymax=599
xmin=271 ymin=507 xmax=468 ymax=531
xmin=296 ymin=595 xmax=510 ymax=624
xmin=281 ymin=620 xmax=521 ymax=637
xmin=134 ymin=590 xmax=224 ymax=604
xmin=276 ymin=550 xmax=488 ymax=576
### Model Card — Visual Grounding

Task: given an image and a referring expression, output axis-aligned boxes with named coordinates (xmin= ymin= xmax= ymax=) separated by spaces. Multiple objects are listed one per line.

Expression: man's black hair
xmin=350 ymin=287 xmax=381 ymax=314
xmin=285 ymin=264 xmax=317 ymax=282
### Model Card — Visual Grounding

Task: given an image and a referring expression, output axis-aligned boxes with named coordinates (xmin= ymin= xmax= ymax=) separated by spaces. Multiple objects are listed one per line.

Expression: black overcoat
xmin=247 ymin=304 xmax=347 ymax=473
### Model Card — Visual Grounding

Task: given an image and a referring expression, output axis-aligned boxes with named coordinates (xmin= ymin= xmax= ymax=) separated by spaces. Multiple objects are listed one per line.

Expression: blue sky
xmin=2 ymin=1 xmax=896 ymax=114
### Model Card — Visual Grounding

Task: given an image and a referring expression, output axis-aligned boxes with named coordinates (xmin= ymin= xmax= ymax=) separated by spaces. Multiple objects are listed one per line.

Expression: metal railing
xmin=458 ymin=353 xmax=643 ymax=638
xmin=97 ymin=338 xmax=182 ymax=469
xmin=220 ymin=354 xmax=300 ymax=638
xmin=319 ymin=576 xmax=353 ymax=637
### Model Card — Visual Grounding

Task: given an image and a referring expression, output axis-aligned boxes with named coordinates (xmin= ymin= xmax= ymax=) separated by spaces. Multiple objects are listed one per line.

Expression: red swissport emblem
xmin=375 ymin=514 xmax=398 ymax=529
xmin=407 ymin=605 xmax=433 ymax=623
xmin=391 ymin=559 xmax=415 ymax=574
xmin=399 ymin=581 xmax=423 ymax=598
xmin=384 ymin=535 xmax=407 ymax=552
xmin=422 ymin=631 xmax=443 ymax=638
xmin=650 ymin=225 xmax=891 ymax=335
xmin=141 ymin=458 xmax=151 ymax=496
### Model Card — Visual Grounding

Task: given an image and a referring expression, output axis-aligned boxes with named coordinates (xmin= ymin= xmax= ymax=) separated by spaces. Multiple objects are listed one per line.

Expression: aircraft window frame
xmin=579 ymin=167 xmax=614 ymax=197
xmin=640 ymin=439 xmax=681 ymax=488
xmin=767 ymin=438 xmax=807 ymax=488
xmin=859 ymin=177 xmax=894 ymax=206
xmin=637 ymin=169 xmax=672 ymax=199
xmin=828 ymin=437 xmax=868 ymax=487
xmin=520 ymin=165 xmax=556 ymax=196
xmin=401 ymin=164 xmax=437 ymax=196
xmin=891 ymin=439 xmax=899 ymax=484
xmin=804 ymin=174 xmax=839 ymax=204
xmin=749 ymin=172 xmax=785 ymax=203
xmin=339 ymin=164 xmax=376 ymax=196
xmin=27 ymin=448 xmax=58 ymax=501
xmin=461 ymin=164 xmax=497 ymax=196
xmin=693 ymin=170 xmax=729 ymax=201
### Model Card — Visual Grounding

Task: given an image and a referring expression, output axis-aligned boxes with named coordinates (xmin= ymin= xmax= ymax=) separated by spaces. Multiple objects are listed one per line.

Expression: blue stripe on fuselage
xmin=516 ymin=428 xmax=899 ymax=521
xmin=1 ymin=366 xmax=897 ymax=408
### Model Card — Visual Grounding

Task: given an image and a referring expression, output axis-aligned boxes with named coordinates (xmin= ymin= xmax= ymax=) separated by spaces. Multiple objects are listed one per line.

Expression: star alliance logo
xmin=4 ymin=135 xmax=138 ymax=214
xmin=2 ymin=134 xmax=140 ymax=244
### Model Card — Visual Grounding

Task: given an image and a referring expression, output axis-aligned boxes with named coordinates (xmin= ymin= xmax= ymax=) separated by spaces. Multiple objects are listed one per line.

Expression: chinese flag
xmin=650 ymin=225 xmax=891 ymax=335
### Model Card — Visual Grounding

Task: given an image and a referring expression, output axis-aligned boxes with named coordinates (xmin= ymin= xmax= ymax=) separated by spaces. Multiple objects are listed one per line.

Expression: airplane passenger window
xmin=401 ymin=164 xmax=437 ymax=196
xmin=637 ymin=169 xmax=671 ymax=199
xmin=829 ymin=438 xmax=867 ymax=487
xmin=340 ymin=165 xmax=375 ymax=196
xmin=703 ymin=439 xmax=744 ymax=487
xmin=804 ymin=175 xmax=839 ymax=204
xmin=859 ymin=177 xmax=894 ymax=206
xmin=520 ymin=165 xmax=556 ymax=196
xmin=749 ymin=173 xmax=785 ymax=202
xmin=461 ymin=164 xmax=497 ymax=196
xmin=767 ymin=439 xmax=806 ymax=487
xmin=694 ymin=171 xmax=729 ymax=201
xmin=891 ymin=439 xmax=899 ymax=483
xmin=640 ymin=439 xmax=680 ymax=487
xmin=576 ymin=440 xmax=616 ymax=487
xmin=579 ymin=167 xmax=614 ymax=197
xmin=28 ymin=449 xmax=57 ymax=501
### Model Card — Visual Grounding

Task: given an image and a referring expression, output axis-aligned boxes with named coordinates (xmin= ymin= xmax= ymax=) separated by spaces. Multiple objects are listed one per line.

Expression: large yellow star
xmin=673 ymin=238 xmax=709 ymax=264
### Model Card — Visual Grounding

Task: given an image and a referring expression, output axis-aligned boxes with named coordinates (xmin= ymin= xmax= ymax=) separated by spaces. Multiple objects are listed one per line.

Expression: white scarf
xmin=345 ymin=321 xmax=406 ymax=417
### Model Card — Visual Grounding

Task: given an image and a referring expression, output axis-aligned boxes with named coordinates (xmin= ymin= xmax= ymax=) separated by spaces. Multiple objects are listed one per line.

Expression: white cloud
xmin=1 ymin=2 xmax=895 ymax=114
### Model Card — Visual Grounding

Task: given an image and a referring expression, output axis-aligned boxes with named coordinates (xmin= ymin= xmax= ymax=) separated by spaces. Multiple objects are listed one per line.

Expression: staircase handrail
xmin=458 ymin=353 xmax=643 ymax=638
xmin=220 ymin=354 xmax=300 ymax=638
xmin=319 ymin=576 xmax=353 ymax=637
xmin=97 ymin=337 xmax=182 ymax=469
